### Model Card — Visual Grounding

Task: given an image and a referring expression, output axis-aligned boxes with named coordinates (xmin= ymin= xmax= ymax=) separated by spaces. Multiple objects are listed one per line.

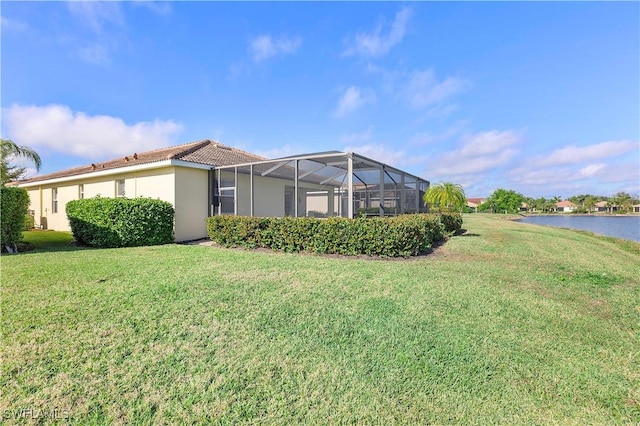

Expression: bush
xmin=24 ymin=214 xmax=35 ymax=230
xmin=1 ymin=186 xmax=30 ymax=251
xmin=206 ymin=213 xmax=455 ymax=257
xmin=439 ymin=212 xmax=463 ymax=235
xmin=66 ymin=197 xmax=174 ymax=248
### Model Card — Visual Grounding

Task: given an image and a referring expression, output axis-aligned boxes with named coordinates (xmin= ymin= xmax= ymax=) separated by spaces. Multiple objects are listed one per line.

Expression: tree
xmin=583 ymin=195 xmax=597 ymax=213
xmin=1 ymin=139 xmax=42 ymax=185
xmin=1 ymin=186 xmax=29 ymax=252
xmin=612 ymin=192 xmax=633 ymax=213
xmin=423 ymin=182 xmax=466 ymax=213
xmin=481 ymin=188 xmax=524 ymax=214
xmin=522 ymin=196 xmax=534 ymax=213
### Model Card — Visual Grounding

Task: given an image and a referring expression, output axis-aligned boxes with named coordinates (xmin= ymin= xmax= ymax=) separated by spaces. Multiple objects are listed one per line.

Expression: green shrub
xmin=206 ymin=215 xmax=266 ymax=248
xmin=206 ymin=213 xmax=453 ymax=257
xmin=1 ymin=186 xmax=30 ymax=250
xmin=439 ymin=212 xmax=463 ymax=235
xmin=24 ymin=214 xmax=35 ymax=230
xmin=66 ymin=197 xmax=174 ymax=248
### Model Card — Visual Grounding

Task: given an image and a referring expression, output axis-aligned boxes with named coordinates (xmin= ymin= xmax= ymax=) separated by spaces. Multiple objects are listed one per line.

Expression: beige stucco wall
xmin=174 ymin=167 xmax=209 ymax=241
xmin=234 ymin=173 xmax=332 ymax=217
xmin=21 ymin=166 xmax=181 ymax=237
xmin=245 ymin=174 xmax=285 ymax=217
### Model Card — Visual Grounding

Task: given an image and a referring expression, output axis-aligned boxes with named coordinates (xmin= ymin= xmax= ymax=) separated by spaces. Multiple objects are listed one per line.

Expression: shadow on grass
xmin=9 ymin=231 xmax=94 ymax=255
xmin=455 ymin=229 xmax=480 ymax=237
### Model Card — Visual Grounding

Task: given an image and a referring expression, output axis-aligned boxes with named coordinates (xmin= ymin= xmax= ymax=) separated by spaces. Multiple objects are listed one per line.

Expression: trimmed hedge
xmin=206 ymin=213 xmax=462 ymax=258
xmin=1 ymin=186 xmax=30 ymax=250
xmin=439 ymin=212 xmax=463 ymax=235
xmin=66 ymin=197 xmax=174 ymax=248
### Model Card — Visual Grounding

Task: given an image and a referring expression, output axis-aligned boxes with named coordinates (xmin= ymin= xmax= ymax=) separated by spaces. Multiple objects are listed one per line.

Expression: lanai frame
xmin=210 ymin=151 xmax=430 ymax=219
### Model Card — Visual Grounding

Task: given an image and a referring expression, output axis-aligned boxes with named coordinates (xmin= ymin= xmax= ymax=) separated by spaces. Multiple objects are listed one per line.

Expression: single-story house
xmin=556 ymin=200 xmax=577 ymax=212
xmin=13 ymin=140 xmax=429 ymax=241
xmin=466 ymin=197 xmax=485 ymax=212
xmin=595 ymin=200 xmax=618 ymax=213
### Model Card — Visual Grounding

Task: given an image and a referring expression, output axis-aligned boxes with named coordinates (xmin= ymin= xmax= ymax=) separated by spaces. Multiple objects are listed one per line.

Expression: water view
xmin=518 ymin=215 xmax=640 ymax=242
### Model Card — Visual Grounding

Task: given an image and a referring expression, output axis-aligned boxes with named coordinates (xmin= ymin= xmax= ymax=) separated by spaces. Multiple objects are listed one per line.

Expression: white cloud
xmin=334 ymin=86 xmax=376 ymax=117
xmin=345 ymin=7 xmax=412 ymax=57
xmin=409 ymin=122 xmax=467 ymax=146
xmin=132 ymin=1 xmax=172 ymax=16
xmin=65 ymin=2 xmax=125 ymax=65
xmin=508 ymin=140 xmax=639 ymax=196
xmin=579 ymin=163 xmax=607 ymax=177
xmin=78 ymin=44 xmax=110 ymax=65
xmin=509 ymin=164 xmax=628 ymax=194
xmin=339 ymin=128 xmax=373 ymax=144
xmin=427 ymin=130 xmax=523 ymax=178
xmin=404 ymin=69 xmax=468 ymax=109
xmin=512 ymin=167 xmax=575 ymax=186
xmin=458 ymin=130 xmax=521 ymax=157
xmin=0 ymin=16 xmax=30 ymax=32
xmin=250 ymin=35 xmax=302 ymax=62
xmin=535 ymin=140 xmax=637 ymax=167
xmin=67 ymin=2 xmax=124 ymax=34
xmin=253 ymin=145 xmax=302 ymax=160
xmin=3 ymin=104 xmax=182 ymax=159
xmin=342 ymin=143 xmax=409 ymax=167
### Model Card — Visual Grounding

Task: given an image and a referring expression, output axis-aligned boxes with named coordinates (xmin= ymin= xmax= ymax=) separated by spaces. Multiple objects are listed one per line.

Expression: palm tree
xmin=1 ymin=139 xmax=42 ymax=185
xmin=584 ymin=195 xmax=597 ymax=214
xmin=423 ymin=182 xmax=466 ymax=213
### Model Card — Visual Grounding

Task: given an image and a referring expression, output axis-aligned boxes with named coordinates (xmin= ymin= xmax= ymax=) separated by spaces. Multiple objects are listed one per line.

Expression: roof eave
xmin=14 ymin=159 xmax=212 ymax=188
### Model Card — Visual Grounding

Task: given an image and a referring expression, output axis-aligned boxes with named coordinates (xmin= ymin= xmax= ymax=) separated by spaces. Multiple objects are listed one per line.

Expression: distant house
xmin=595 ymin=200 xmax=619 ymax=213
xmin=466 ymin=197 xmax=485 ymax=212
xmin=13 ymin=140 xmax=429 ymax=241
xmin=556 ymin=200 xmax=577 ymax=212
xmin=634 ymin=204 xmax=640 ymax=213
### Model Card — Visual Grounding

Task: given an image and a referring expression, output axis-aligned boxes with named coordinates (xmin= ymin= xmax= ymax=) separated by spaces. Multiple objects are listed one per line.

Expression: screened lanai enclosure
xmin=209 ymin=151 xmax=429 ymax=219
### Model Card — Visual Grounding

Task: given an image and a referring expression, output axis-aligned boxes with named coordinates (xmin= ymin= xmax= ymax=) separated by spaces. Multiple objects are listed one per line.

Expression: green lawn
xmin=2 ymin=215 xmax=639 ymax=425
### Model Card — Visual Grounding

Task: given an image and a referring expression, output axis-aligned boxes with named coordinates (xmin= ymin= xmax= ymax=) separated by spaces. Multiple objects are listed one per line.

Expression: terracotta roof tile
xmin=556 ymin=200 xmax=576 ymax=208
xmin=15 ymin=140 xmax=268 ymax=184
xmin=178 ymin=142 xmax=266 ymax=166
xmin=466 ymin=197 xmax=485 ymax=205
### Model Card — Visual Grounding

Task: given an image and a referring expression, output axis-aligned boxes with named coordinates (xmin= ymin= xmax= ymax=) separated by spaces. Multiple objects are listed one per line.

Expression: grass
xmin=1 ymin=215 xmax=639 ymax=425
xmin=14 ymin=229 xmax=76 ymax=252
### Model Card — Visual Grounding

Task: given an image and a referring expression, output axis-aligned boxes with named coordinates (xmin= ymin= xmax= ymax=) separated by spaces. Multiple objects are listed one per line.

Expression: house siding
xmin=23 ymin=166 xmax=179 ymax=236
xmin=174 ymin=167 xmax=209 ymax=241
xmin=234 ymin=172 xmax=331 ymax=217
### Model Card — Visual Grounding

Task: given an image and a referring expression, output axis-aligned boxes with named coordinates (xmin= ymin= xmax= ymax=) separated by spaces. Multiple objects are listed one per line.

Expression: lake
xmin=517 ymin=215 xmax=640 ymax=242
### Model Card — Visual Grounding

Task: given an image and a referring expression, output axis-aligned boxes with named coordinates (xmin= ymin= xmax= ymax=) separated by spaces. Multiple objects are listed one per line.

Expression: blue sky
xmin=2 ymin=1 xmax=638 ymax=198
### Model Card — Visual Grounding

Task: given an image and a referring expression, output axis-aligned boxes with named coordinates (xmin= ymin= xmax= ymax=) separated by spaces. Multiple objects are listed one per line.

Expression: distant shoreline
xmin=519 ymin=212 xmax=639 ymax=217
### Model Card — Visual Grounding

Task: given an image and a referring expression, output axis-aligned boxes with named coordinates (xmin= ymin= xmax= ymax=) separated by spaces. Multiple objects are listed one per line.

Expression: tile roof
xmin=15 ymin=140 xmax=267 ymax=184
xmin=466 ymin=197 xmax=485 ymax=205
xmin=556 ymin=200 xmax=576 ymax=208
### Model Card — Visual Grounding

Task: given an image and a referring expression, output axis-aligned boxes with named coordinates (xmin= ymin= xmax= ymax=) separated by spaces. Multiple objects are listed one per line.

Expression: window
xmin=52 ymin=188 xmax=58 ymax=213
xmin=116 ymin=179 xmax=125 ymax=197
xmin=79 ymin=184 xmax=84 ymax=199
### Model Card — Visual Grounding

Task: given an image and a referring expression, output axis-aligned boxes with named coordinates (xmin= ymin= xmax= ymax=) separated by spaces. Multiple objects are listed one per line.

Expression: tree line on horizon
xmin=422 ymin=182 xmax=638 ymax=216
xmin=474 ymin=188 xmax=639 ymax=215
